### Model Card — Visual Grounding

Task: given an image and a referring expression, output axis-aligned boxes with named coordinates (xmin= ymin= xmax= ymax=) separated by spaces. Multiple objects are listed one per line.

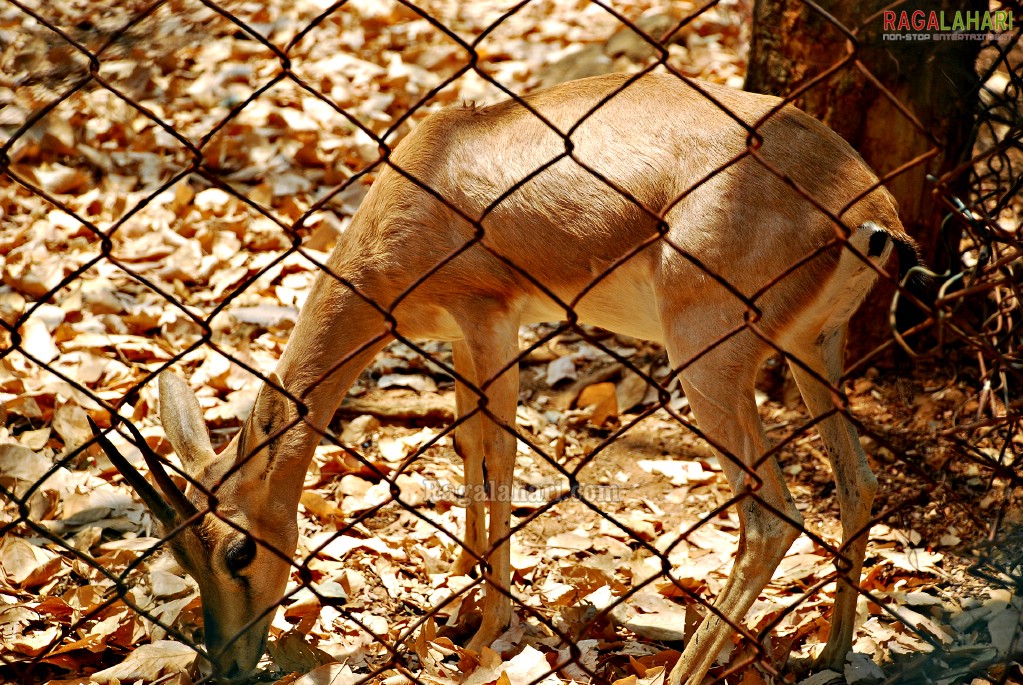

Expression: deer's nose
xmin=215 ymin=630 xmax=267 ymax=683
xmin=200 ymin=656 xmax=257 ymax=684
xmin=222 ymin=662 xmax=255 ymax=683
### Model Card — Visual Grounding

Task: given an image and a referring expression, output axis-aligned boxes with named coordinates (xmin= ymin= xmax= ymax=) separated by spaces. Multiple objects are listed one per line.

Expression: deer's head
xmin=94 ymin=372 xmax=297 ymax=682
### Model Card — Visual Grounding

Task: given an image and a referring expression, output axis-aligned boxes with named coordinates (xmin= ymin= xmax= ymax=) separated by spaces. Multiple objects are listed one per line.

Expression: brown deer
xmin=94 ymin=72 xmax=919 ymax=684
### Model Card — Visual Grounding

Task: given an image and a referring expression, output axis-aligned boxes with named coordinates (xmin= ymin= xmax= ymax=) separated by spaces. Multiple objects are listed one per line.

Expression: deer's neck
xmin=268 ymin=268 xmax=391 ymax=481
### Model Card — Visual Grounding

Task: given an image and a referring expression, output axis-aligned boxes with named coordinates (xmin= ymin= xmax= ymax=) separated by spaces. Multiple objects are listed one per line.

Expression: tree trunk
xmin=745 ymin=0 xmax=984 ymax=363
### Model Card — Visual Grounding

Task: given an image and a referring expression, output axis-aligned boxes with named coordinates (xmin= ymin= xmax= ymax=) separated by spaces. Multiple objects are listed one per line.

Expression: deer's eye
xmin=225 ymin=536 xmax=257 ymax=574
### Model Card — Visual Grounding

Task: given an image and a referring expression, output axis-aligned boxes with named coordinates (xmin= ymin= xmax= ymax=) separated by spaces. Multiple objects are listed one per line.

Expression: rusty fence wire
xmin=1 ymin=1 xmax=1021 ymax=684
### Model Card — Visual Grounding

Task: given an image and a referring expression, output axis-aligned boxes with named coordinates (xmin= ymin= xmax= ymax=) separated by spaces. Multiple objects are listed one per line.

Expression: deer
xmin=92 ymin=71 xmax=922 ymax=684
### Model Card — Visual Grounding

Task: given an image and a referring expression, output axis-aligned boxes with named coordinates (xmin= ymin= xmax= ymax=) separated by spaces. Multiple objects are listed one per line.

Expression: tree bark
xmin=745 ymin=0 xmax=984 ymax=363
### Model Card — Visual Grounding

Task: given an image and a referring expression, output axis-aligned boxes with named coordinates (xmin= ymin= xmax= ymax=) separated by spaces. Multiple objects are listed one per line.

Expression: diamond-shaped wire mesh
xmin=1 ymin=1 xmax=1022 ymax=684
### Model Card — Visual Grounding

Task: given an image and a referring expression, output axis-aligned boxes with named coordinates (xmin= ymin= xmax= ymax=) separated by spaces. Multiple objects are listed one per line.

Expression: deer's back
xmin=334 ymin=73 xmax=901 ymax=340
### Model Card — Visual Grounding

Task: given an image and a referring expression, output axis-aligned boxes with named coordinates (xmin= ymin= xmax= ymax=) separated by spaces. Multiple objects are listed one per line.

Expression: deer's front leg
xmin=450 ymin=339 xmax=487 ymax=577
xmin=455 ymin=312 xmax=521 ymax=653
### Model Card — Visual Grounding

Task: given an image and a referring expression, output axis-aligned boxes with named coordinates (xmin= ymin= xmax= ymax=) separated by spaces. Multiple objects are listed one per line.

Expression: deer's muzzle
xmin=201 ymin=607 xmax=271 ymax=683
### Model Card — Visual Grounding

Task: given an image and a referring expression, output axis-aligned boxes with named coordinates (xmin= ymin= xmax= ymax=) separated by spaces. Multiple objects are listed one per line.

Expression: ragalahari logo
xmin=882 ymin=9 xmax=1014 ymax=41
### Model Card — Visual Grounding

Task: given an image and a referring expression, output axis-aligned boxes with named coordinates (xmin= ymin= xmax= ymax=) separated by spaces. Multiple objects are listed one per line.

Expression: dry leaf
xmin=8 ymin=625 xmax=61 ymax=657
xmin=546 ymin=355 xmax=578 ymax=386
xmin=845 ymin=653 xmax=885 ymax=684
xmin=546 ymin=528 xmax=594 ymax=558
xmin=21 ymin=318 xmax=60 ymax=363
xmin=616 ymin=368 xmax=652 ymax=411
xmin=89 ymin=640 xmax=196 ymax=684
xmin=638 ymin=460 xmax=717 ymax=486
xmin=796 ymin=670 xmax=842 ymax=685
xmin=295 ymin=663 xmax=362 ymax=685
xmin=875 ymin=548 xmax=944 ymax=575
xmin=578 ymin=382 xmax=618 ymax=427
xmin=464 ymin=645 xmax=553 ymax=685
xmin=1 ymin=536 xmax=65 ymax=588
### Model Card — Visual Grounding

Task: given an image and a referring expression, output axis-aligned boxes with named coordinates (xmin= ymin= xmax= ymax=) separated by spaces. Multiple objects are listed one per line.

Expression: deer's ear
xmin=235 ymin=373 xmax=288 ymax=471
xmin=159 ymin=372 xmax=215 ymax=472
xmin=247 ymin=374 xmax=287 ymax=436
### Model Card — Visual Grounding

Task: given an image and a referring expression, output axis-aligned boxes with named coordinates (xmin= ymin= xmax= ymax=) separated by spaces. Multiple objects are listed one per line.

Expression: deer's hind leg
xmin=787 ymin=325 xmax=877 ymax=670
xmin=663 ymin=325 xmax=803 ymax=685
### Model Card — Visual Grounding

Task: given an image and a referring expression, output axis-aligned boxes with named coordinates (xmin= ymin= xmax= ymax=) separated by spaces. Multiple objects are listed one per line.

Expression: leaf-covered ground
xmin=2 ymin=1 xmax=1022 ymax=684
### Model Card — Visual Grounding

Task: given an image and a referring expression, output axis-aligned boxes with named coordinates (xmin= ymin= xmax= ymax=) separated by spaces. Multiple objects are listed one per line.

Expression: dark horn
xmin=113 ymin=415 xmax=201 ymax=522
xmin=88 ymin=416 xmax=178 ymax=528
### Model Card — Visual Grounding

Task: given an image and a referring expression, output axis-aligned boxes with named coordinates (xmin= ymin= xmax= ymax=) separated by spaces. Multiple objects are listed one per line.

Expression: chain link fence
xmin=1 ymin=1 xmax=1021 ymax=684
